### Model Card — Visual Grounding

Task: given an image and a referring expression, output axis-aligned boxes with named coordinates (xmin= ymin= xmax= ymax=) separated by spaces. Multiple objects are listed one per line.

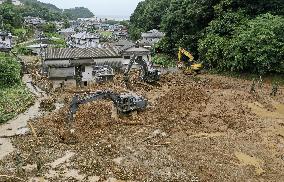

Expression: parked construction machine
xmin=124 ymin=55 xmax=160 ymax=83
xmin=178 ymin=48 xmax=203 ymax=74
xmin=69 ymin=90 xmax=147 ymax=122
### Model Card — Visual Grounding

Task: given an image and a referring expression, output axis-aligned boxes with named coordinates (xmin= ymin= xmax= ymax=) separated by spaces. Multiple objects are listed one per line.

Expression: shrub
xmin=152 ymin=54 xmax=176 ymax=67
xmin=0 ymin=54 xmax=21 ymax=86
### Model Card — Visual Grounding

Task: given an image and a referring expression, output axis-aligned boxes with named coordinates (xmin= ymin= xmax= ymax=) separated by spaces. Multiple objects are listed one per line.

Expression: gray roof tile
xmin=45 ymin=47 xmax=121 ymax=60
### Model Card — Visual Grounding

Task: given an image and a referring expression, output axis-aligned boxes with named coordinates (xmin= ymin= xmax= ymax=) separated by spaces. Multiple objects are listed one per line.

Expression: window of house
xmin=124 ymin=56 xmax=130 ymax=59
xmin=84 ymin=81 xmax=88 ymax=86
xmin=1 ymin=36 xmax=5 ymax=41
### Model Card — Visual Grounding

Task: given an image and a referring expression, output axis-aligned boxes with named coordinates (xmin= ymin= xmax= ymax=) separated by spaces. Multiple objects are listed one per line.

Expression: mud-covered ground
xmin=0 ymin=73 xmax=283 ymax=182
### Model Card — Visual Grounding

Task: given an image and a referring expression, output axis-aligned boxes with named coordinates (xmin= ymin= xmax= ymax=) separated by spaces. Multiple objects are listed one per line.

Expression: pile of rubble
xmin=1 ymin=73 xmax=284 ymax=181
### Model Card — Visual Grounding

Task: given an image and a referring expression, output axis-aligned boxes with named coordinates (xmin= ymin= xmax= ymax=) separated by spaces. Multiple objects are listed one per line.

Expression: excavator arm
xmin=178 ymin=48 xmax=194 ymax=63
xmin=178 ymin=47 xmax=202 ymax=74
xmin=69 ymin=90 xmax=119 ymax=122
xmin=124 ymin=55 xmax=160 ymax=83
xmin=68 ymin=90 xmax=148 ymax=123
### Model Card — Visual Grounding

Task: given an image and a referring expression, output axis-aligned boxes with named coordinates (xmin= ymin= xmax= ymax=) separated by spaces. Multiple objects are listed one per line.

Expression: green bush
xmin=152 ymin=54 xmax=176 ymax=67
xmin=15 ymin=45 xmax=33 ymax=55
xmin=0 ymin=54 xmax=21 ymax=86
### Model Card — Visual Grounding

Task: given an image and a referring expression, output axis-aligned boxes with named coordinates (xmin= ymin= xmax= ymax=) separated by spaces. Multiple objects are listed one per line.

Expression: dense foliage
xmin=0 ymin=53 xmax=21 ymax=86
xmin=130 ymin=0 xmax=284 ymax=74
xmin=152 ymin=54 xmax=176 ymax=68
xmin=199 ymin=13 xmax=284 ymax=74
xmin=63 ymin=7 xmax=94 ymax=20
xmin=0 ymin=1 xmax=23 ymax=31
xmin=129 ymin=0 xmax=170 ymax=40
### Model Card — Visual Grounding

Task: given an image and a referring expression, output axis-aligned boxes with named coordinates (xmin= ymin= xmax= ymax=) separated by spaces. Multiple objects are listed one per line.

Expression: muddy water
xmin=248 ymin=102 xmax=284 ymax=119
xmin=235 ymin=152 xmax=265 ymax=175
xmin=275 ymin=104 xmax=284 ymax=115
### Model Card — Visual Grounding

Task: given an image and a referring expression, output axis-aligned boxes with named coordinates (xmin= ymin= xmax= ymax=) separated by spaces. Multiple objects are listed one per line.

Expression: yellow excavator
xmin=178 ymin=48 xmax=203 ymax=75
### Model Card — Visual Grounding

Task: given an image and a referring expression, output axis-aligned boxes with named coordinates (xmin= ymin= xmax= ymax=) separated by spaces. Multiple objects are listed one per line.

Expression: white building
xmin=70 ymin=32 xmax=100 ymax=48
xmin=0 ymin=31 xmax=13 ymax=52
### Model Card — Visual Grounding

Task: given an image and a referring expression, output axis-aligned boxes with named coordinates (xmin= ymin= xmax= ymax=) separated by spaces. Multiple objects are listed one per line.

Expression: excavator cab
xmin=124 ymin=55 xmax=160 ymax=84
xmin=116 ymin=94 xmax=147 ymax=113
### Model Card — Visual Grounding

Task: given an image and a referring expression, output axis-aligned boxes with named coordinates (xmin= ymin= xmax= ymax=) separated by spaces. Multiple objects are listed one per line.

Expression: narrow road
xmin=0 ymin=74 xmax=46 ymax=160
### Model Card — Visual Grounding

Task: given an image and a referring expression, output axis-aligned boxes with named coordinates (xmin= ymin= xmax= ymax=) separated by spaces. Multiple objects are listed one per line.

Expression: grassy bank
xmin=0 ymin=84 xmax=34 ymax=124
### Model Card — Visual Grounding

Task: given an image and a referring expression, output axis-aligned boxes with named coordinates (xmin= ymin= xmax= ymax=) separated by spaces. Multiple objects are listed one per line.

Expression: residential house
xmin=0 ymin=0 xmax=22 ymax=5
xmin=70 ymin=31 xmax=100 ymax=48
xmin=24 ymin=16 xmax=46 ymax=26
xmin=0 ymin=31 xmax=13 ymax=52
xmin=140 ymin=29 xmax=165 ymax=47
xmin=43 ymin=43 xmax=152 ymax=88
xmin=100 ymin=24 xmax=110 ymax=31
xmin=114 ymin=40 xmax=151 ymax=68
xmin=113 ymin=31 xmax=128 ymax=40
xmin=43 ymin=47 xmax=122 ymax=88
xmin=58 ymin=28 xmax=76 ymax=40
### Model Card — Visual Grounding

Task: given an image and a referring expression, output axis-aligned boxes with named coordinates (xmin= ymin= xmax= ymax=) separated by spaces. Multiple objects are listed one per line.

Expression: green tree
xmin=129 ymin=0 xmax=170 ymax=40
xmin=199 ymin=13 xmax=284 ymax=74
xmin=40 ymin=22 xmax=57 ymax=33
xmin=0 ymin=2 xmax=23 ymax=31
xmin=63 ymin=7 xmax=94 ymax=20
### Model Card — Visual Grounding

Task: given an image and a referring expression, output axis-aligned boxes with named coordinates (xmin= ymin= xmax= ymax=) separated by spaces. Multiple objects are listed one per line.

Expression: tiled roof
xmin=45 ymin=47 xmax=121 ymax=60
xmin=114 ymin=40 xmax=136 ymax=52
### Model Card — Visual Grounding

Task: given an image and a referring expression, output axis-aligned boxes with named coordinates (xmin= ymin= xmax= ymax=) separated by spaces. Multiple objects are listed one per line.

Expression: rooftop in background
xmin=45 ymin=47 xmax=121 ymax=60
xmin=71 ymin=32 xmax=100 ymax=39
xmin=114 ymin=40 xmax=136 ymax=52
xmin=141 ymin=29 xmax=165 ymax=39
xmin=58 ymin=28 xmax=76 ymax=33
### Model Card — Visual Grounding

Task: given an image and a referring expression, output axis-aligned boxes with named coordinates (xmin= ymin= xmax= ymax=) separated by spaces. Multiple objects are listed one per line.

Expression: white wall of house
xmin=0 ymin=34 xmax=12 ymax=48
xmin=44 ymin=60 xmax=70 ymax=66
xmin=81 ymin=65 xmax=94 ymax=82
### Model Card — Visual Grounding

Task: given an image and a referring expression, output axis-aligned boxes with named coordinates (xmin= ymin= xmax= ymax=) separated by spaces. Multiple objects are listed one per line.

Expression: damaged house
xmin=43 ymin=42 xmax=151 ymax=88
xmin=43 ymin=47 xmax=122 ymax=88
